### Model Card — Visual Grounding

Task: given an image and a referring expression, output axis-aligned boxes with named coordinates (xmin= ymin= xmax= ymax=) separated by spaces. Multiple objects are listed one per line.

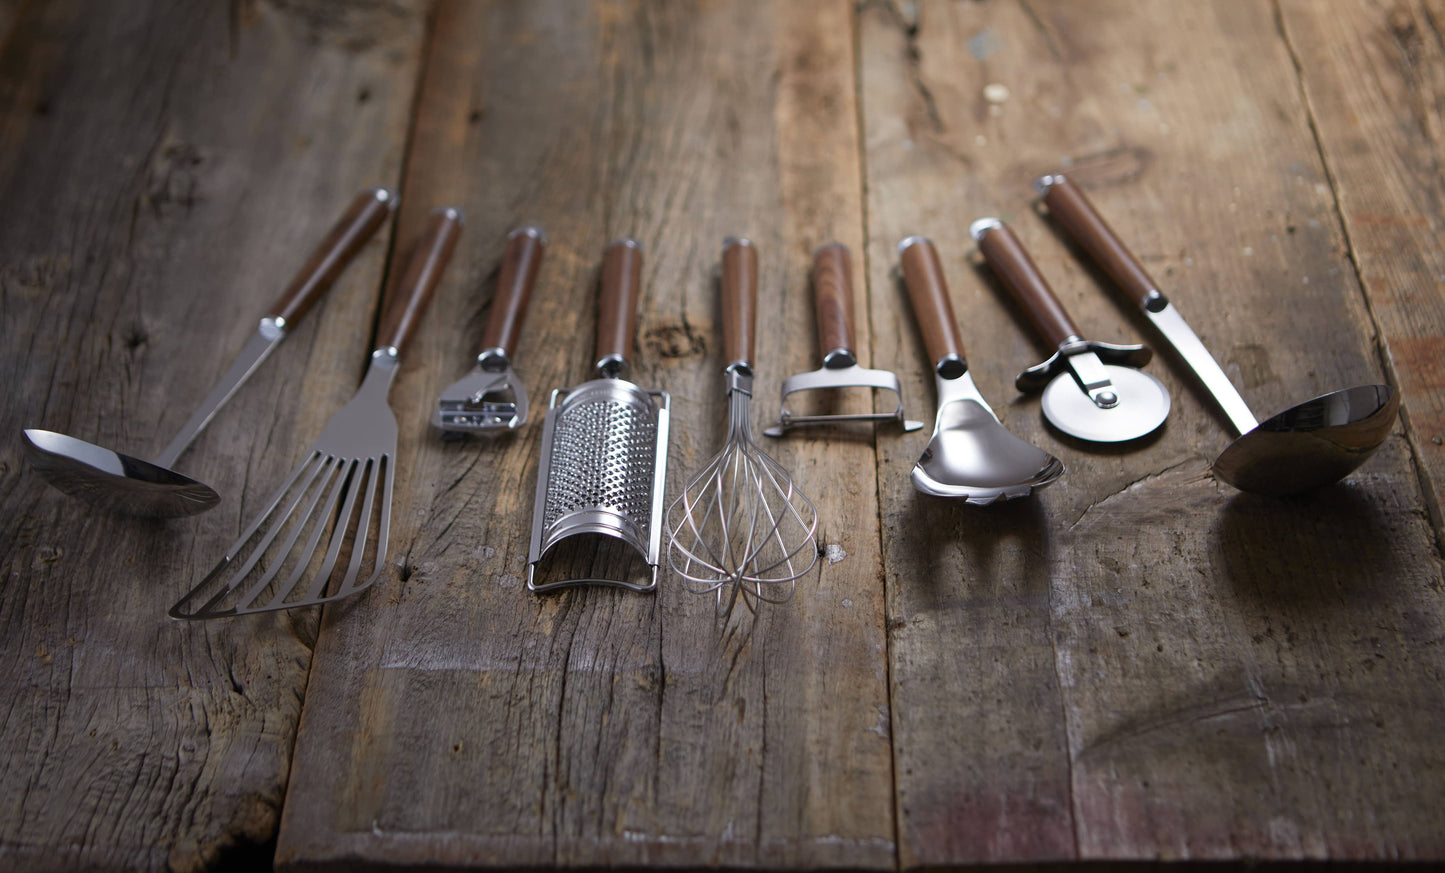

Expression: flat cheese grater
xmin=528 ymin=238 xmax=670 ymax=593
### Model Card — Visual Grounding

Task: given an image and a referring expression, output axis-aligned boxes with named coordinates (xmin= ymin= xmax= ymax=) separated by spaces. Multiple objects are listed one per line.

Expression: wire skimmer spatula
xmin=170 ymin=208 xmax=463 ymax=619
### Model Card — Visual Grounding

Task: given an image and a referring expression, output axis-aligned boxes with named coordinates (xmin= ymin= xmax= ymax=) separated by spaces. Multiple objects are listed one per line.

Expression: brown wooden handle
xmin=721 ymin=237 xmax=758 ymax=366
xmin=811 ymin=243 xmax=855 ymax=358
xmin=898 ymin=236 xmax=967 ymax=367
xmin=597 ymin=238 xmax=642 ymax=365
xmin=973 ymin=218 xmax=1080 ymax=348
xmin=269 ymin=187 xmax=396 ymax=326
xmin=376 ymin=208 xmax=463 ymax=355
xmin=1038 ymin=174 xmax=1158 ymax=306
xmin=479 ymin=226 xmax=545 ymax=356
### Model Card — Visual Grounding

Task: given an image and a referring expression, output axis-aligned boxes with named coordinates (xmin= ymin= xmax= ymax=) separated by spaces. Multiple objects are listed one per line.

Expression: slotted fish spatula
xmin=170 ymin=208 xmax=463 ymax=619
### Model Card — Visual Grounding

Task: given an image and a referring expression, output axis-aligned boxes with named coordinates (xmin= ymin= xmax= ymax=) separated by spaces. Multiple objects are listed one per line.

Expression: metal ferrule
xmin=596 ymin=353 xmax=628 ymax=379
xmin=508 ymin=225 xmax=547 ymax=245
xmin=935 ymin=353 xmax=968 ymax=380
xmin=969 ymin=217 xmax=1002 ymax=240
xmin=1034 ymin=173 xmax=1066 ymax=194
xmin=431 ymin=206 xmax=465 ymax=224
xmin=373 ymin=346 xmax=400 ymax=363
xmin=477 ymin=347 xmax=511 ymax=371
xmin=822 ymin=348 xmax=857 ymax=369
xmin=260 ymin=316 xmax=286 ymax=340
xmin=607 ymin=237 xmax=643 ymax=254
xmin=725 ymin=361 xmax=753 ymax=395
xmin=897 ymin=234 xmax=932 ymax=256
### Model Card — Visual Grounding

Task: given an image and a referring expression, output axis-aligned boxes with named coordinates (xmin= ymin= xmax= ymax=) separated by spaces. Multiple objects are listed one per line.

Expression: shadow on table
xmin=1213 ymin=484 xmax=1404 ymax=606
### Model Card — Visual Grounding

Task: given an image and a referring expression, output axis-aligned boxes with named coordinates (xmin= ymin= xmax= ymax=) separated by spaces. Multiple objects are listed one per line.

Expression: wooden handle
xmin=811 ymin=243 xmax=855 ymax=357
xmin=898 ymin=236 xmax=967 ymax=366
xmin=1038 ymin=174 xmax=1158 ymax=307
xmin=721 ymin=237 xmax=758 ymax=365
xmin=479 ymin=226 xmax=545 ymax=356
xmin=597 ymin=238 xmax=642 ymax=364
xmin=376 ymin=208 xmax=463 ymax=355
xmin=269 ymin=187 xmax=396 ymax=326
xmin=973 ymin=219 xmax=1080 ymax=348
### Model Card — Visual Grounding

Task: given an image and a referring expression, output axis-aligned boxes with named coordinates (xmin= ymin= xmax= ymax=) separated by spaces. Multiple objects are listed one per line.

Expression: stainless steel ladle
xmin=1037 ymin=174 xmax=1399 ymax=495
xmin=23 ymin=188 xmax=396 ymax=517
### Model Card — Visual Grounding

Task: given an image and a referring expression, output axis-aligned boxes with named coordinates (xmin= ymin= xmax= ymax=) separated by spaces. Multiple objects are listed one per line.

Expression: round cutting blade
xmin=1040 ymin=365 xmax=1171 ymax=443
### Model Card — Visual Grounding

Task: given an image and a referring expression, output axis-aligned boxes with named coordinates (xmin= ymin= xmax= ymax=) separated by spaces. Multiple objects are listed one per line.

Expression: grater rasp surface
xmin=529 ymin=377 xmax=669 ymax=592
xmin=543 ymin=393 xmax=658 ymax=531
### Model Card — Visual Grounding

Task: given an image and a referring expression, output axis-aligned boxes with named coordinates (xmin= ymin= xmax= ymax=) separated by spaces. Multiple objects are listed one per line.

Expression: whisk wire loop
xmin=667 ymin=382 xmax=819 ymax=621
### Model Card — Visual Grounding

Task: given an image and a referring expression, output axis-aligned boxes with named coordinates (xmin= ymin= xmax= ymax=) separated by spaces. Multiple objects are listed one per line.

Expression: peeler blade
xmin=763 ymin=362 xmax=924 ymax=436
xmin=432 ymin=364 xmax=528 ymax=432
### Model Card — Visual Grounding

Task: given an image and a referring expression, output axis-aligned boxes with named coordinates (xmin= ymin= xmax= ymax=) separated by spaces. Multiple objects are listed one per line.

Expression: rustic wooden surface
xmin=1 ymin=1 xmax=1443 ymax=871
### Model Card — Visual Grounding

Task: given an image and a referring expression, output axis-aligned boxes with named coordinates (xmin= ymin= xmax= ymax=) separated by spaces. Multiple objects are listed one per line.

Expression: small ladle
xmin=23 ymin=188 xmax=396 ymax=517
xmin=1037 ymin=174 xmax=1399 ymax=495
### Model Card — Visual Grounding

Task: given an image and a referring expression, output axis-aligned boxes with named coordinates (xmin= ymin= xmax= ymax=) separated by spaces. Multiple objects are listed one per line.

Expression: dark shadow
xmin=1215 ymin=484 xmax=1401 ymax=606
xmin=893 ymin=487 xmax=1053 ymax=610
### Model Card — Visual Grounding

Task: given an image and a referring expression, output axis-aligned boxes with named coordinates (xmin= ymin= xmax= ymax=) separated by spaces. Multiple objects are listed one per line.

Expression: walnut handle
xmin=269 ymin=187 xmax=396 ymax=327
xmin=812 ymin=243 xmax=856 ymax=364
xmin=597 ymin=238 xmax=642 ymax=374
xmin=1037 ymin=174 xmax=1160 ymax=308
xmin=376 ymin=207 xmax=463 ymax=355
xmin=898 ymin=236 xmax=967 ymax=372
xmin=972 ymin=218 xmax=1080 ymax=348
xmin=721 ymin=237 xmax=758 ymax=367
xmin=479 ymin=226 xmax=546 ymax=357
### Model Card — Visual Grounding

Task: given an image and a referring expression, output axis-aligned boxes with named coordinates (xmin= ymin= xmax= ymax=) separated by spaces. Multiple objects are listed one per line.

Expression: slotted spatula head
xmin=170 ymin=208 xmax=463 ymax=619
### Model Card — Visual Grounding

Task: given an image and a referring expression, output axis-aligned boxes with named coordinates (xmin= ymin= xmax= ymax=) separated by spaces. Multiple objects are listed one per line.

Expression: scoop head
xmin=1212 ymin=384 xmax=1399 ymax=496
xmin=23 ymin=428 xmax=220 ymax=517
xmin=912 ymin=398 xmax=1064 ymax=504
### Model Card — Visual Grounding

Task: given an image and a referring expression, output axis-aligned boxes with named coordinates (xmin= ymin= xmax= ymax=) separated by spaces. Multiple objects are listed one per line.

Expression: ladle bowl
xmin=23 ymin=429 xmax=220 ymax=516
xmin=1212 ymin=384 xmax=1399 ymax=496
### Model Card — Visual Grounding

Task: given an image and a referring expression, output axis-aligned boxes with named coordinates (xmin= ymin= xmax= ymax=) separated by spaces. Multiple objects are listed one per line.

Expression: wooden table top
xmin=3 ymin=1 xmax=1442 ymax=870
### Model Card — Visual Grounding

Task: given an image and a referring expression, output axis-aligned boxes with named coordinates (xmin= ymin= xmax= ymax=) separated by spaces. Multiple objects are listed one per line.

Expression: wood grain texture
xmin=276 ymin=2 xmax=894 ymax=869
xmin=0 ymin=1 xmax=424 ymax=869
xmin=1278 ymin=0 xmax=1445 ymax=540
xmin=859 ymin=0 xmax=1445 ymax=865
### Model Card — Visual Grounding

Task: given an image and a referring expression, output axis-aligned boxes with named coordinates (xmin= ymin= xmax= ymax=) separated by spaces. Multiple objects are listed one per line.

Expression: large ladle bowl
xmin=21 ymin=187 xmax=397 ymax=517
xmin=1037 ymin=174 xmax=1398 ymax=496
xmin=23 ymin=429 xmax=220 ymax=517
xmin=1212 ymin=383 xmax=1399 ymax=496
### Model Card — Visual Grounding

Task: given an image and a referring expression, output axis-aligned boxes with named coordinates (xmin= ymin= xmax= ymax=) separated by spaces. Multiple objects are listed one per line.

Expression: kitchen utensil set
xmin=21 ymin=174 xmax=1401 ymax=618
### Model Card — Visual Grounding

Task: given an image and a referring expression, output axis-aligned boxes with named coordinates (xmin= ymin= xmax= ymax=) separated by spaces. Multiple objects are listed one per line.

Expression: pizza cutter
xmin=971 ymin=217 xmax=1170 ymax=443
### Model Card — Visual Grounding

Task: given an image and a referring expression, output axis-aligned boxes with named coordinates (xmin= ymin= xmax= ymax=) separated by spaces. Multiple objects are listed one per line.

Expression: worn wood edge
xmin=1275 ymin=0 xmax=1445 ymax=554
xmin=0 ymin=1 xmax=427 ymax=870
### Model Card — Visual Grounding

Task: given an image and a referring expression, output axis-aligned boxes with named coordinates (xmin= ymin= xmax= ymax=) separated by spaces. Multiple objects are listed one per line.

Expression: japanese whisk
xmin=666 ymin=238 xmax=819 ymax=620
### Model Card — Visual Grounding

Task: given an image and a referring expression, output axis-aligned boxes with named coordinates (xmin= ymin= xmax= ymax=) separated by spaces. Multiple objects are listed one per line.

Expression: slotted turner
xmin=170 ymin=208 xmax=463 ymax=619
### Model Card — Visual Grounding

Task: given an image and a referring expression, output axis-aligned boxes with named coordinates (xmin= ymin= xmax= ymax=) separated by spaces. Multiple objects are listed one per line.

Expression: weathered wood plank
xmin=859 ymin=0 xmax=1445 ymax=865
xmin=0 ymin=2 xmax=424 ymax=870
xmin=276 ymin=1 xmax=894 ymax=869
xmin=1278 ymin=0 xmax=1445 ymax=541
